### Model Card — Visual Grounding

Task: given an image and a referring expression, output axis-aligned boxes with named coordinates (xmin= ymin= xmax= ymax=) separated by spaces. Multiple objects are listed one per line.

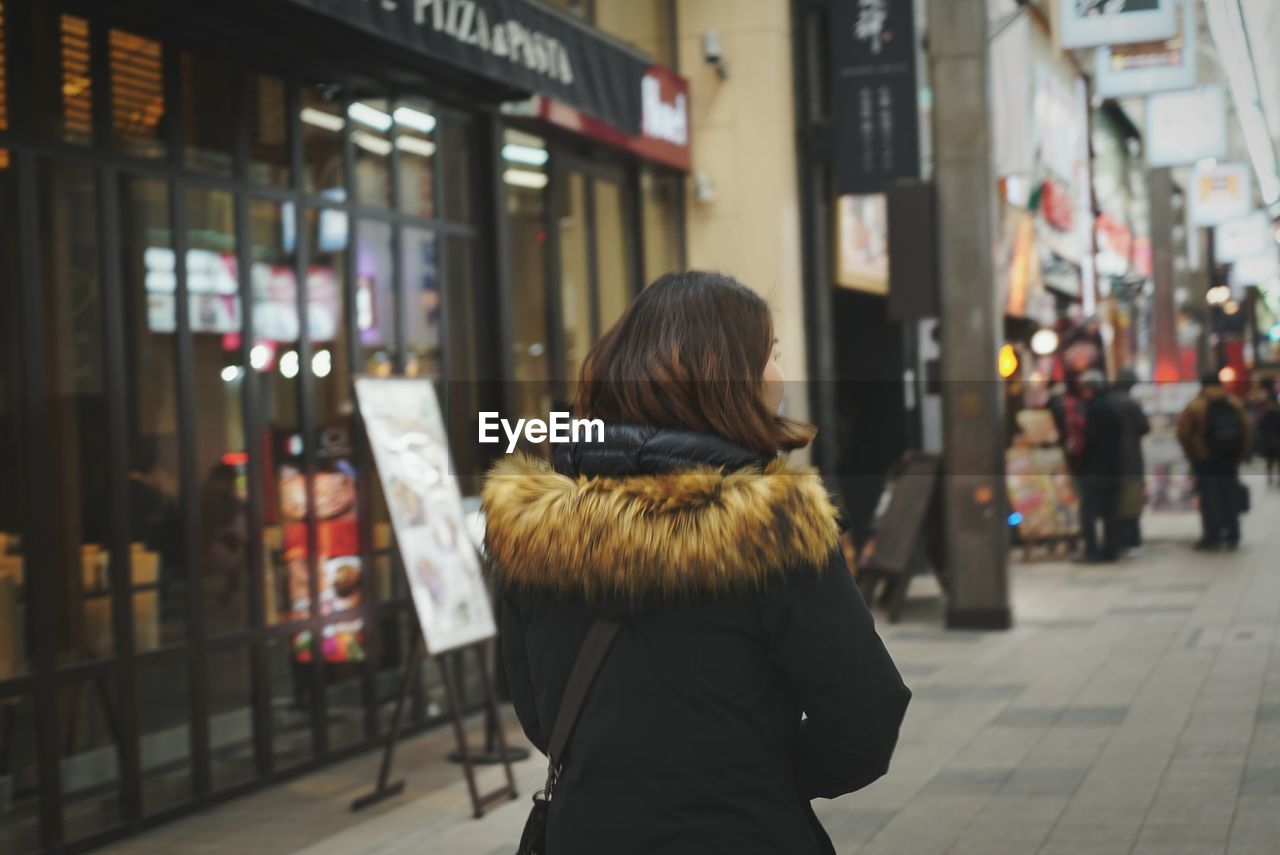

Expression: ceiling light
xmin=504 ymin=168 xmax=549 ymax=190
xmin=1030 ymin=328 xmax=1060 ymax=356
xmin=280 ymin=350 xmax=300 ymax=379
xmin=352 ymin=130 xmax=392 ymax=156
xmin=502 ymin=143 xmax=549 ymax=166
xmin=250 ymin=343 xmax=273 ymax=372
xmin=393 ymin=106 xmax=436 ymax=134
xmin=220 ymin=365 xmax=242 ymax=383
xmin=348 ymin=102 xmax=392 ymax=131
xmin=300 ymin=107 xmax=345 ymax=132
xmin=395 ymin=136 xmax=437 ymax=158
xmin=312 ymin=349 xmax=332 ymax=378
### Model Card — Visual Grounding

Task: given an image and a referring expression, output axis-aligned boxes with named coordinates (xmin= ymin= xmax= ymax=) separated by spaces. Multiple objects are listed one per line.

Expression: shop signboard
xmin=835 ymin=194 xmax=889 ymax=295
xmin=1229 ymin=246 xmax=1279 ymax=288
xmin=354 ymin=377 xmax=495 ymax=655
xmin=282 ymin=0 xmax=649 ymax=136
xmin=1188 ymin=162 xmax=1252 ymax=227
xmin=1093 ymin=0 xmax=1196 ymax=97
xmin=830 ymin=0 xmax=921 ymax=194
xmin=1215 ymin=212 xmax=1273 ymax=263
xmin=1146 ymin=87 xmax=1228 ymax=168
xmin=1057 ymin=0 xmax=1178 ymax=50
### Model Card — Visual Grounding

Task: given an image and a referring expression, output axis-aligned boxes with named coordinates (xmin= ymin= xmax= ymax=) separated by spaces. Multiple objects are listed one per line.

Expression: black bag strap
xmin=545 ymin=619 xmax=620 ymax=787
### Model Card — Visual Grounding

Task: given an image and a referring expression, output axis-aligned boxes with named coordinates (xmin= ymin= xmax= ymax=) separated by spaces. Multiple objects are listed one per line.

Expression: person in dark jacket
xmin=1110 ymin=369 xmax=1150 ymax=552
xmin=1177 ymin=373 xmax=1252 ymax=550
xmin=484 ymin=271 xmax=911 ymax=855
xmin=1077 ymin=370 xmax=1124 ymax=562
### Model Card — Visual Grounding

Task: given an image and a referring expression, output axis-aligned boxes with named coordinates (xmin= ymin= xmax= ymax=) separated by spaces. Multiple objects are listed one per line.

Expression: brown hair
xmin=574 ymin=271 xmax=816 ymax=455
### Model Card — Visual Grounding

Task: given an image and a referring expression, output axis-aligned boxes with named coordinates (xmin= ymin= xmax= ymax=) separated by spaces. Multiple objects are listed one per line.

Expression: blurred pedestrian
xmin=484 ymin=271 xmax=910 ymax=855
xmin=1111 ymin=369 xmax=1150 ymax=553
xmin=1177 ymin=372 xmax=1252 ymax=551
xmin=1255 ymin=377 xmax=1280 ymax=486
xmin=1077 ymin=370 xmax=1123 ymax=563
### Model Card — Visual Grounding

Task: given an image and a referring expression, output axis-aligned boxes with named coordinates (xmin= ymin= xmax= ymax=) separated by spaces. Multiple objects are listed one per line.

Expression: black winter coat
xmin=1081 ymin=392 xmax=1125 ymax=486
xmin=483 ymin=425 xmax=911 ymax=855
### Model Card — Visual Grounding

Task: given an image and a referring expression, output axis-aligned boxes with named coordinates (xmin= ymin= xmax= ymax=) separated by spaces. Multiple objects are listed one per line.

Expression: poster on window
xmin=1093 ymin=0 xmax=1195 ymax=97
xmin=355 ymin=377 xmax=495 ymax=655
xmin=830 ymin=0 xmax=920 ymax=194
xmin=1057 ymin=0 xmax=1177 ymax=50
xmin=274 ymin=424 xmax=365 ymax=664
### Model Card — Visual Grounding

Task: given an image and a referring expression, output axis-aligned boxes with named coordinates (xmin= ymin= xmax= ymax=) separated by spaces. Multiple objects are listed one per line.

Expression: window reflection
xmin=137 ymin=661 xmax=192 ymax=814
xmin=642 ymin=169 xmax=684 ymax=282
xmin=351 ymin=98 xmax=392 ymax=208
xmin=39 ymin=160 xmax=117 ymax=666
xmin=119 ymin=176 xmax=183 ymax=653
xmin=58 ymin=679 xmax=123 ymax=841
xmin=182 ymin=52 xmax=234 ymax=175
xmin=439 ymin=115 xmax=474 ymax=224
xmin=503 ymin=130 xmax=553 ymax=422
xmin=31 ymin=11 xmax=92 ymax=144
xmin=395 ymin=98 xmax=436 ymax=219
xmin=402 ymin=226 xmax=440 ymax=379
xmin=0 ymin=695 xmax=39 ymax=853
xmin=247 ymin=74 xmax=290 ymax=187
xmin=187 ymin=188 xmax=250 ymax=637
xmin=557 ymin=170 xmax=592 ymax=392
xmin=109 ymin=29 xmax=166 ymax=158
xmin=593 ymin=174 xmax=634 ymax=332
xmin=206 ymin=646 xmax=256 ymax=791
xmin=300 ymin=87 xmax=345 ymax=199
xmin=356 ymin=219 xmax=396 ymax=375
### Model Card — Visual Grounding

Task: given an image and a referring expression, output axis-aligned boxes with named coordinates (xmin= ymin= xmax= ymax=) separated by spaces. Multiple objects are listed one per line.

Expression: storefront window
xmin=109 ymin=29 xmax=166 ymax=158
xmin=0 ymin=149 xmax=28 ymax=683
xmin=137 ymin=660 xmax=192 ymax=814
xmin=206 ymin=645 xmax=256 ymax=791
xmin=402 ymin=226 xmax=441 ymax=379
xmin=268 ymin=636 xmax=314 ymax=770
xmin=558 ymin=169 xmax=592 ymax=391
xmin=593 ymin=173 xmax=634 ymax=331
xmin=395 ymin=97 xmax=436 ymax=219
xmin=301 ymin=87 xmax=345 ymax=199
xmin=58 ymin=679 xmax=123 ymax=842
xmin=182 ymin=52 xmax=235 ymax=175
xmin=0 ymin=1 xmax=9 ymax=133
xmin=188 ymin=187 xmax=250 ymax=638
xmin=119 ymin=175 xmax=184 ymax=653
xmin=39 ymin=159 xmax=117 ymax=666
xmin=351 ymin=98 xmax=392 ymax=208
xmin=30 ymin=11 xmax=93 ymax=144
xmin=0 ymin=696 xmax=38 ymax=853
xmin=504 ymin=130 xmax=553 ymax=421
xmin=247 ymin=74 xmax=290 ymax=187
xmin=641 ymin=168 xmax=683 ymax=283
xmin=356 ymin=219 xmax=397 ymax=374
xmin=249 ymin=199 xmax=302 ymax=629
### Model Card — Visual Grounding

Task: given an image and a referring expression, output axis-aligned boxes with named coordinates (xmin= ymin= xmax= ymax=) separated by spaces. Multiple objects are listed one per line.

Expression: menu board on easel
xmin=354 ymin=378 xmax=495 ymax=655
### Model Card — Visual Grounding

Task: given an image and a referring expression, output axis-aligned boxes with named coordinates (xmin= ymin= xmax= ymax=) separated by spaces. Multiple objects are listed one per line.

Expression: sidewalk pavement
xmin=105 ymin=471 xmax=1280 ymax=855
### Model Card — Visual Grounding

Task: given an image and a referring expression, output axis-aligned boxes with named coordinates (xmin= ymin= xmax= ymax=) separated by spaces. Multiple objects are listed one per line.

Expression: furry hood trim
xmin=481 ymin=454 xmax=841 ymax=604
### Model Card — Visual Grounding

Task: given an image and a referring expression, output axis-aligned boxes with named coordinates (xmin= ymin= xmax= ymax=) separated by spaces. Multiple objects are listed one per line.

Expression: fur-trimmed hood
xmin=482 ymin=452 xmax=841 ymax=609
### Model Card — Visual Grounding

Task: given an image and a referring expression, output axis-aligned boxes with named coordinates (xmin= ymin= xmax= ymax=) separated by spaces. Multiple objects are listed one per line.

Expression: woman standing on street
xmin=484 ymin=271 xmax=911 ymax=855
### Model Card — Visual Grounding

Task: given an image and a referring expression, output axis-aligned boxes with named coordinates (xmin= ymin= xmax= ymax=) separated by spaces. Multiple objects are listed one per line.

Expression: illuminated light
xmin=393 ymin=106 xmax=436 ymax=134
xmin=312 ymin=349 xmax=332 ymax=378
xmin=1207 ymin=285 xmax=1232 ymax=306
xmin=1274 ymin=228 xmax=1280 ymax=246
xmin=221 ymin=451 xmax=250 ymax=467
xmin=998 ymin=344 xmax=1019 ymax=379
xmin=502 ymin=143 xmax=549 ymax=166
xmin=1219 ymin=366 xmax=1238 ymax=385
xmin=220 ymin=365 xmax=242 ymax=383
xmin=1008 ymin=512 xmax=1023 ymax=527
xmin=249 ymin=343 xmax=273 ymax=372
xmin=1269 ymin=324 xmax=1280 ymax=342
xmin=352 ymin=130 xmax=392 ymax=156
xmin=1223 ymin=300 xmax=1240 ymax=315
xmin=300 ymin=106 xmax=345 ymax=132
xmin=504 ymin=168 xmax=549 ymax=189
xmin=395 ymin=135 xmax=437 ymax=158
xmin=280 ymin=350 xmax=300 ymax=379
xmin=1030 ymin=328 xmax=1060 ymax=356
xmin=1196 ymin=157 xmax=1219 ymax=172
xmin=349 ymin=102 xmax=392 ymax=131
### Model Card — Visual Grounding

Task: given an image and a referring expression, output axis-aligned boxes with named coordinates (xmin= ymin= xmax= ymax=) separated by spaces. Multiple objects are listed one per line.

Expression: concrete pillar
xmin=926 ymin=0 xmax=1011 ymax=629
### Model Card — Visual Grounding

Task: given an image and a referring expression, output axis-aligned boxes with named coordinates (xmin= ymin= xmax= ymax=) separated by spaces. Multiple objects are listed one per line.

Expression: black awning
xmin=278 ymin=0 xmax=650 ymax=133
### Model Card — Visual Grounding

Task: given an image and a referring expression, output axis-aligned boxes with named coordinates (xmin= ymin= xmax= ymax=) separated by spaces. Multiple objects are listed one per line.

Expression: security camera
xmin=702 ymin=30 xmax=729 ymax=80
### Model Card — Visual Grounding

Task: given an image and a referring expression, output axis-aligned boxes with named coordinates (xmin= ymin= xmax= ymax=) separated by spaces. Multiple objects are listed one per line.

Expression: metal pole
xmin=926 ymin=0 xmax=1011 ymax=630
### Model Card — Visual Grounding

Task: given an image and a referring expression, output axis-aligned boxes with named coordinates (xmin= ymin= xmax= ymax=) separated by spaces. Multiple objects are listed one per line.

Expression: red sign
xmin=537 ymin=64 xmax=691 ymax=172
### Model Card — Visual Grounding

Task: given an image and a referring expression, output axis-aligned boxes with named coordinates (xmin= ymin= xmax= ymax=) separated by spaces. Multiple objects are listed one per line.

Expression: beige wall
xmin=676 ymin=0 xmax=810 ymax=447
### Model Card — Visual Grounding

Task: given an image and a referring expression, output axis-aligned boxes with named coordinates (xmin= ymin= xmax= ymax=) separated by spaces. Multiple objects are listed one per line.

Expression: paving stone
xmin=999 ymin=766 xmax=1088 ymax=797
xmin=1240 ymin=766 xmax=1280 ymax=796
xmin=920 ymin=767 xmax=1011 ymax=796
xmin=1058 ymin=705 xmax=1128 ymax=727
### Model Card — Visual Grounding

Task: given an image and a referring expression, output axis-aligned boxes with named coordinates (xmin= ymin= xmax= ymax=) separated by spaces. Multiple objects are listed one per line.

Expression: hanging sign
xmin=1056 ymin=0 xmax=1178 ymax=50
xmin=282 ymin=0 xmax=650 ymax=134
xmin=831 ymin=0 xmax=921 ymax=194
xmin=1093 ymin=0 xmax=1196 ymax=97
xmin=1146 ymin=87 xmax=1228 ymax=168
xmin=1215 ymin=212 xmax=1273 ymax=263
xmin=1188 ymin=162 xmax=1252 ymax=227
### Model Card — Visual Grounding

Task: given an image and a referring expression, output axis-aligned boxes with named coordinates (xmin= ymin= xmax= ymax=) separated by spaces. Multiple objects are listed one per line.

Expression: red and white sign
xmin=537 ymin=64 xmax=691 ymax=172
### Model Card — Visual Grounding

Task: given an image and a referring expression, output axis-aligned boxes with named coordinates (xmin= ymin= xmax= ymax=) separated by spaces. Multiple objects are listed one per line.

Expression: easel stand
xmin=351 ymin=635 xmax=518 ymax=817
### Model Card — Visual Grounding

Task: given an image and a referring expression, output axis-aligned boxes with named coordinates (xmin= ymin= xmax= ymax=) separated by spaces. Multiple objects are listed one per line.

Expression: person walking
xmin=1177 ymin=372 xmax=1252 ymax=550
xmin=484 ymin=271 xmax=911 ymax=855
xmin=1254 ymin=377 xmax=1280 ymax=486
xmin=1077 ymin=370 xmax=1124 ymax=562
xmin=1110 ymin=369 xmax=1150 ymax=552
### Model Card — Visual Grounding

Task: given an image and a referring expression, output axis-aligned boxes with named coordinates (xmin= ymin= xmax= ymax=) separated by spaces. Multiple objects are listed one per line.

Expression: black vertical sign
xmin=831 ymin=0 xmax=921 ymax=194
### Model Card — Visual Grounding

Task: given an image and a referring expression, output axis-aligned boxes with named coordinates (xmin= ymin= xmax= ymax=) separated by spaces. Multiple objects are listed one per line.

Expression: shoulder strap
xmin=547 ymin=619 xmax=620 ymax=773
